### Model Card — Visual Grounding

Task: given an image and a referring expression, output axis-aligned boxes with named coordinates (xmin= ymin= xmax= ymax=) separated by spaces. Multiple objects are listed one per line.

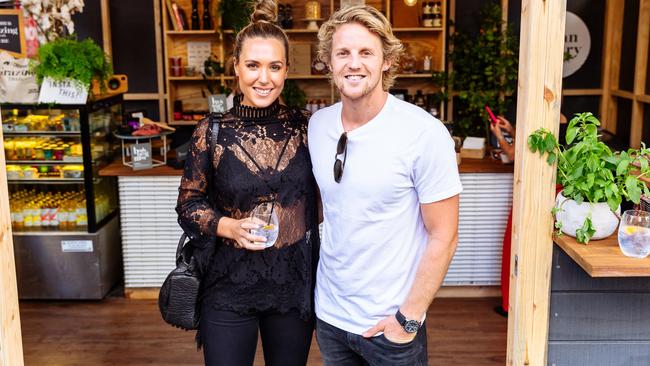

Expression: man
xmin=307 ymin=5 xmax=462 ymax=365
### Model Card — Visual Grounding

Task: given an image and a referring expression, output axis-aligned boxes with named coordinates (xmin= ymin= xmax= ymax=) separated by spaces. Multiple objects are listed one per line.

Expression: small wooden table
xmin=554 ymin=234 xmax=650 ymax=277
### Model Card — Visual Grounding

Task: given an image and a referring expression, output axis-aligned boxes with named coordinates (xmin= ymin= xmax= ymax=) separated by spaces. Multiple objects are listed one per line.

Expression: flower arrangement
xmin=21 ymin=0 xmax=85 ymax=43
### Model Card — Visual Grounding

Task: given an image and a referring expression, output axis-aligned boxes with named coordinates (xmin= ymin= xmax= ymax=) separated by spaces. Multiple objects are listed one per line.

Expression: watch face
xmin=404 ymin=320 xmax=420 ymax=333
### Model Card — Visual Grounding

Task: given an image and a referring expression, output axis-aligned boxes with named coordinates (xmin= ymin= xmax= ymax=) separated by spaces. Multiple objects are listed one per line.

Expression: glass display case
xmin=2 ymin=95 xmax=121 ymax=233
xmin=1 ymin=95 xmax=123 ymax=299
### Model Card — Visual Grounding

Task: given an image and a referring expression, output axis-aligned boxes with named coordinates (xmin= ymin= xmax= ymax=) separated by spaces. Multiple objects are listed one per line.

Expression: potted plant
xmin=528 ymin=112 xmax=650 ymax=243
xmin=219 ymin=0 xmax=253 ymax=32
xmin=30 ymin=37 xmax=113 ymax=94
xmin=439 ymin=2 xmax=519 ymax=138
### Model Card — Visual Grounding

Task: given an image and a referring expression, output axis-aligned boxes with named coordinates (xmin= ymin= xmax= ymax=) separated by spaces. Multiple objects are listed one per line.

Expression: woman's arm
xmin=176 ymin=117 xmax=266 ymax=250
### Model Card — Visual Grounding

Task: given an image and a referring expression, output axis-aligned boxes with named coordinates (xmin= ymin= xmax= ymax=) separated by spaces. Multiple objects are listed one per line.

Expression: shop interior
xmin=1 ymin=0 xmax=649 ymax=365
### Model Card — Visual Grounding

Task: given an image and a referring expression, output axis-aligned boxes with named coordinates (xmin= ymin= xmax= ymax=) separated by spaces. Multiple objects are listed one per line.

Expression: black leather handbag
xmin=158 ymin=233 xmax=202 ymax=330
xmin=158 ymin=115 xmax=221 ymax=330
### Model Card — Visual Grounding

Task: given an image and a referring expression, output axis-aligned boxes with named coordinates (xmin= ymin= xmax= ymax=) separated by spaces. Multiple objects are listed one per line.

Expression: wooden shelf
xmin=287 ymin=74 xmax=329 ymax=80
xmin=168 ymin=76 xmax=234 ymax=81
xmin=165 ymin=30 xmax=217 ymax=35
xmin=394 ymin=27 xmax=444 ymax=32
xmin=397 ymin=73 xmax=434 ymax=78
xmin=168 ymin=120 xmax=199 ymax=126
xmin=222 ymin=28 xmax=318 ymax=34
xmin=554 ymin=234 xmax=650 ymax=277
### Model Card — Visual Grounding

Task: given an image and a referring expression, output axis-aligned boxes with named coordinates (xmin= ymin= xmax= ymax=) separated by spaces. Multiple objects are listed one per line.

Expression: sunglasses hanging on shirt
xmin=333 ymin=132 xmax=347 ymax=183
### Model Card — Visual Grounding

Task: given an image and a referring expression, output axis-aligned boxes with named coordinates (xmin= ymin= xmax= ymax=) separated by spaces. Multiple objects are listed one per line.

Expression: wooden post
xmin=600 ymin=0 xmax=624 ymax=132
xmin=0 ymin=128 xmax=24 ymax=365
xmin=100 ymin=0 xmax=112 ymax=57
xmin=507 ymin=0 xmax=567 ymax=365
xmin=630 ymin=0 xmax=650 ymax=148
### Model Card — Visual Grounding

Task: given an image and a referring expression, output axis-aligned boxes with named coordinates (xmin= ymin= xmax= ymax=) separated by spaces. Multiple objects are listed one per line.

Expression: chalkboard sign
xmin=0 ymin=9 xmax=26 ymax=57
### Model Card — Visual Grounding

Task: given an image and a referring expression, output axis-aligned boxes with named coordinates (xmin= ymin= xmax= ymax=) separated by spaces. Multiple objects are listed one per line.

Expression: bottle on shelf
xmin=422 ymin=2 xmax=432 ymax=27
xmin=414 ymin=90 xmax=426 ymax=108
xmin=190 ymin=0 xmax=200 ymax=30
xmin=202 ymin=0 xmax=212 ymax=30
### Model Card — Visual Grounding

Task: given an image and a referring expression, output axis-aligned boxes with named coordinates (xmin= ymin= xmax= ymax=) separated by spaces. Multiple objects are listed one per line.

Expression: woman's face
xmin=234 ymin=37 xmax=287 ymax=108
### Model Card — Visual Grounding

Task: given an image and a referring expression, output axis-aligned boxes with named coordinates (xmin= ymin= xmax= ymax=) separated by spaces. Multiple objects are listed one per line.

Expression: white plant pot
xmin=555 ymin=191 xmax=621 ymax=240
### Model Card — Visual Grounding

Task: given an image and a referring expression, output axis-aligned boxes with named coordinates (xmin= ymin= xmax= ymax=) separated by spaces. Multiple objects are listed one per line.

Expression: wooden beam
xmin=153 ymin=0 xmax=167 ymax=123
xmin=630 ymin=0 xmax=650 ymax=148
xmin=123 ymin=93 xmax=163 ymax=101
xmin=600 ymin=0 xmax=625 ymax=132
xmin=0 ymin=128 xmax=24 ymax=365
xmin=561 ymin=88 xmax=603 ymax=96
xmin=100 ymin=0 xmax=112 ymax=56
xmin=507 ymin=0 xmax=566 ymax=365
xmin=611 ymin=89 xmax=636 ymax=99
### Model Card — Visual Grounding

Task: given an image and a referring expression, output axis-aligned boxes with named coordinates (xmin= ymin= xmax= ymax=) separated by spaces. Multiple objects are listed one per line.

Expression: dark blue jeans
xmin=316 ymin=318 xmax=428 ymax=366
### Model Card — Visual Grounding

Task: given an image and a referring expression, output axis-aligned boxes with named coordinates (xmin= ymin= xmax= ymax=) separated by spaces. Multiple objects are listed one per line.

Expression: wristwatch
xmin=395 ymin=309 xmax=421 ymax=333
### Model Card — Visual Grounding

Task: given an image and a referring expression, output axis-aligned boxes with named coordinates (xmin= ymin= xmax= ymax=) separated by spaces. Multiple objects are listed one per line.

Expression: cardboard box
xmin=460 ymin=147 xmax=486 ymax=159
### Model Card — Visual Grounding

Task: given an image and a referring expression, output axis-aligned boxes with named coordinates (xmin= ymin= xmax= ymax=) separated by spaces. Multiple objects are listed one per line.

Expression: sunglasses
xmin=333 ymin=132 xmax=348 ymax=183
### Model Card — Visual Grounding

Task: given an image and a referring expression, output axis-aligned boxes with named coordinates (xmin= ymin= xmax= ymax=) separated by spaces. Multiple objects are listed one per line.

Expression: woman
xmin=176 ymin=1 xmax=319 ymax=364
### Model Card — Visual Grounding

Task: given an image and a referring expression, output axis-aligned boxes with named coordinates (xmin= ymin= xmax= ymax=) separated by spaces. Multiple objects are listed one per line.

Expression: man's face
xmin=330 ymin=22 xmax=390 ymax=102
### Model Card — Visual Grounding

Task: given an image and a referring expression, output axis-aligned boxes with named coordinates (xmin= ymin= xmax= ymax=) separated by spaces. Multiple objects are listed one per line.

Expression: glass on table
xmin=617 ymin=210 xmax=650 ymax=258
xmin=249 ymin=202 xmax=279 ymax=248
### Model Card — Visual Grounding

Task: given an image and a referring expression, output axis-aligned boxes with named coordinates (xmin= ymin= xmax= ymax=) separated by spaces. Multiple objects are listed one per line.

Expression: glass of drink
xmin=617 ymin=210 xmax=650 ymax=258
xmin=249 ymin=202 xmax=279 ymax=248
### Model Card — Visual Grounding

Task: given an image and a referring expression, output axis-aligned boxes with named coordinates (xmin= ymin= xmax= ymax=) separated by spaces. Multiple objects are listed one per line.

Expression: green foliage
xmin=443 ymin=2 xmax=519 ymax=137
xmin=281 ymin=80 xmax=306 ymax=108
xmin=219 ymin=0 xmax=254 ymax=32
xmin=528 ymin=112 xmax=650 ymax=243
xmin=31 ymin=37 xmax=113 ymax=89
xmin=575 ymin=217 xmax=595 ymax=244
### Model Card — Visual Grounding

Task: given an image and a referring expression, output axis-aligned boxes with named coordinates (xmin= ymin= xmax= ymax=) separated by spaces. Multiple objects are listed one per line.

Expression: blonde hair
xmin=317 ymin=5 xmax=403 ymax=91
xmin=233 ymin=0 xmax=289 ymax=63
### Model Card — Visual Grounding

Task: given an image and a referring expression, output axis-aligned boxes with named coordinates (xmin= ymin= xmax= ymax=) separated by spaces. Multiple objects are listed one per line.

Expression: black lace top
xmin=176 ymin=96 xmax=319 ymax=320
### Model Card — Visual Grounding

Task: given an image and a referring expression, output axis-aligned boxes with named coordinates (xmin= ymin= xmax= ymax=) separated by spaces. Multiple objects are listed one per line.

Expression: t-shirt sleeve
xmin=412 ymin=125 xmax=463 ymax=204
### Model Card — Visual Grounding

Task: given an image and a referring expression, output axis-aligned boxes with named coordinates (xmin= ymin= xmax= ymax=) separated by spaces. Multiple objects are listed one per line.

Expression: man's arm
xmin=363 ymin=194 xmax=459 ymax=342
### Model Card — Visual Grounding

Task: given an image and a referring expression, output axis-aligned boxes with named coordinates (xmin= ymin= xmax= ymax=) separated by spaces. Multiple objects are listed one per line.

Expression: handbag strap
xmin=177 ymin=113 xmax=223 ymax=261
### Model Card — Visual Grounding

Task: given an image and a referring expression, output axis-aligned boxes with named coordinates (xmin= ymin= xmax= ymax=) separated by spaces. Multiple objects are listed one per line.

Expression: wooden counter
xmin=99 ymin=160 xmax=182 ymax=176
xmin=99 ymin=156 xmax=513 ymax=176
xmin=554 ymin=234 xmax=650 ymax=277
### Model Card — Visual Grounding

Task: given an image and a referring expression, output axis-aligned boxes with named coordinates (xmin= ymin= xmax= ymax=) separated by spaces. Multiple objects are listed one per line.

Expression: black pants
xmin=200 ymin=306 xmax=314 ymax=366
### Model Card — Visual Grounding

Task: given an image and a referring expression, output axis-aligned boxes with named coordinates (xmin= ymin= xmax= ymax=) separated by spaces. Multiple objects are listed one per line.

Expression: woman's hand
xmin=496 ymin=116 xmax=515 ymax=135
xmin=218 ymin=217 xmax=268 ymax=251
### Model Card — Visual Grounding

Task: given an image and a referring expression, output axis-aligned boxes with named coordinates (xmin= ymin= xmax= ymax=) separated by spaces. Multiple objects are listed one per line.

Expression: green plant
xmin=219 ymin=0 xmax=254 ymax=32
xmin=281 ymin=80 xmax=306 ymax=108
xmin=528 ymin=112 xmax=650 ymax=243
xmin=442 ymin=2 xmax=518 ymax=137
xmin=31 ymin=37 xmax=113 ymax=90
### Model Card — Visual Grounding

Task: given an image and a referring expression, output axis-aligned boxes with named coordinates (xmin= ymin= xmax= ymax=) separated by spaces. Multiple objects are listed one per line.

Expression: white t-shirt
xmin=308 ymin=94 xmax=463 ymax=335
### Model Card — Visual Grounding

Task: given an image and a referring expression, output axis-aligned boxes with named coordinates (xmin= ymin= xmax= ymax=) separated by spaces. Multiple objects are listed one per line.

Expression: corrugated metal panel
xmin=119 ymin=176 xmax=182 ymax=288
xmin=120 ymin=173 xmax=513 ymax=288
xmin=443 ymin=173 xmax=513 ymax=286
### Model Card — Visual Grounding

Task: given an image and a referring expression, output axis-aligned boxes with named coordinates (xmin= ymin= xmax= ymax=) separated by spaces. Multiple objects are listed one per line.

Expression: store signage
xmin=0 ymin=9 xmax=26 ymax=57
xmin=130 ymin=142 xmax=153 ymax=170
xmin=61 ymin=240 xmax=94 ymax=253
xmin=208 ymin=94 xmax=227 ymax=113
xmin=563 ymin=11 xmax=591 ymax=78
xmin=38 ymin=77 xmax=89 ymax=104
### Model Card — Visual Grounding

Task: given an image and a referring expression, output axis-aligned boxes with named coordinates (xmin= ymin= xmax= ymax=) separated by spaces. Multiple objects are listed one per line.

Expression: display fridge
xmin=1 ymin=95 xmax=123 ymax=299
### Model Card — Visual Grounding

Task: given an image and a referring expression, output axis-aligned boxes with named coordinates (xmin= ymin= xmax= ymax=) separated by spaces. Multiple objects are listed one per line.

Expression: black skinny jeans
xmin=200 ymin=306 xmax=314 ymax=366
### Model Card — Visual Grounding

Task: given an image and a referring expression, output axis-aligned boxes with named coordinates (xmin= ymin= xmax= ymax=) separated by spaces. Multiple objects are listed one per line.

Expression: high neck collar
xmin=233 ymin=94 xmax=281 ymax=120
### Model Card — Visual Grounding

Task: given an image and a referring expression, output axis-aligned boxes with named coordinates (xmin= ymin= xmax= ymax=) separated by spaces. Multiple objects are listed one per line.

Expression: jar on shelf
xmin=400 ymin=44 xmax=417 ymax=74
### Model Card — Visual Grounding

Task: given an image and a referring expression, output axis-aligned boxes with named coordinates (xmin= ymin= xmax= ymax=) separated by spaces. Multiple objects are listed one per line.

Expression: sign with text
xmin=0 ymin=9 xmax=25 ymax=57
xmin=38 ymin=77 xmax=89 ymax=104
xmin=208 ymin=94 xmax=227 ymax=113
xmin=563 ymin=11 xmax=591 ymax=78
xmin=130 ymin=142 xmax=153 ymax=170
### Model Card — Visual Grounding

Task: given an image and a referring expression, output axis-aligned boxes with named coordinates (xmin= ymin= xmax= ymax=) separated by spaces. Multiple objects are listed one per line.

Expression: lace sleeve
xmin=176 ymin=117 xmax=223 ymax=239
